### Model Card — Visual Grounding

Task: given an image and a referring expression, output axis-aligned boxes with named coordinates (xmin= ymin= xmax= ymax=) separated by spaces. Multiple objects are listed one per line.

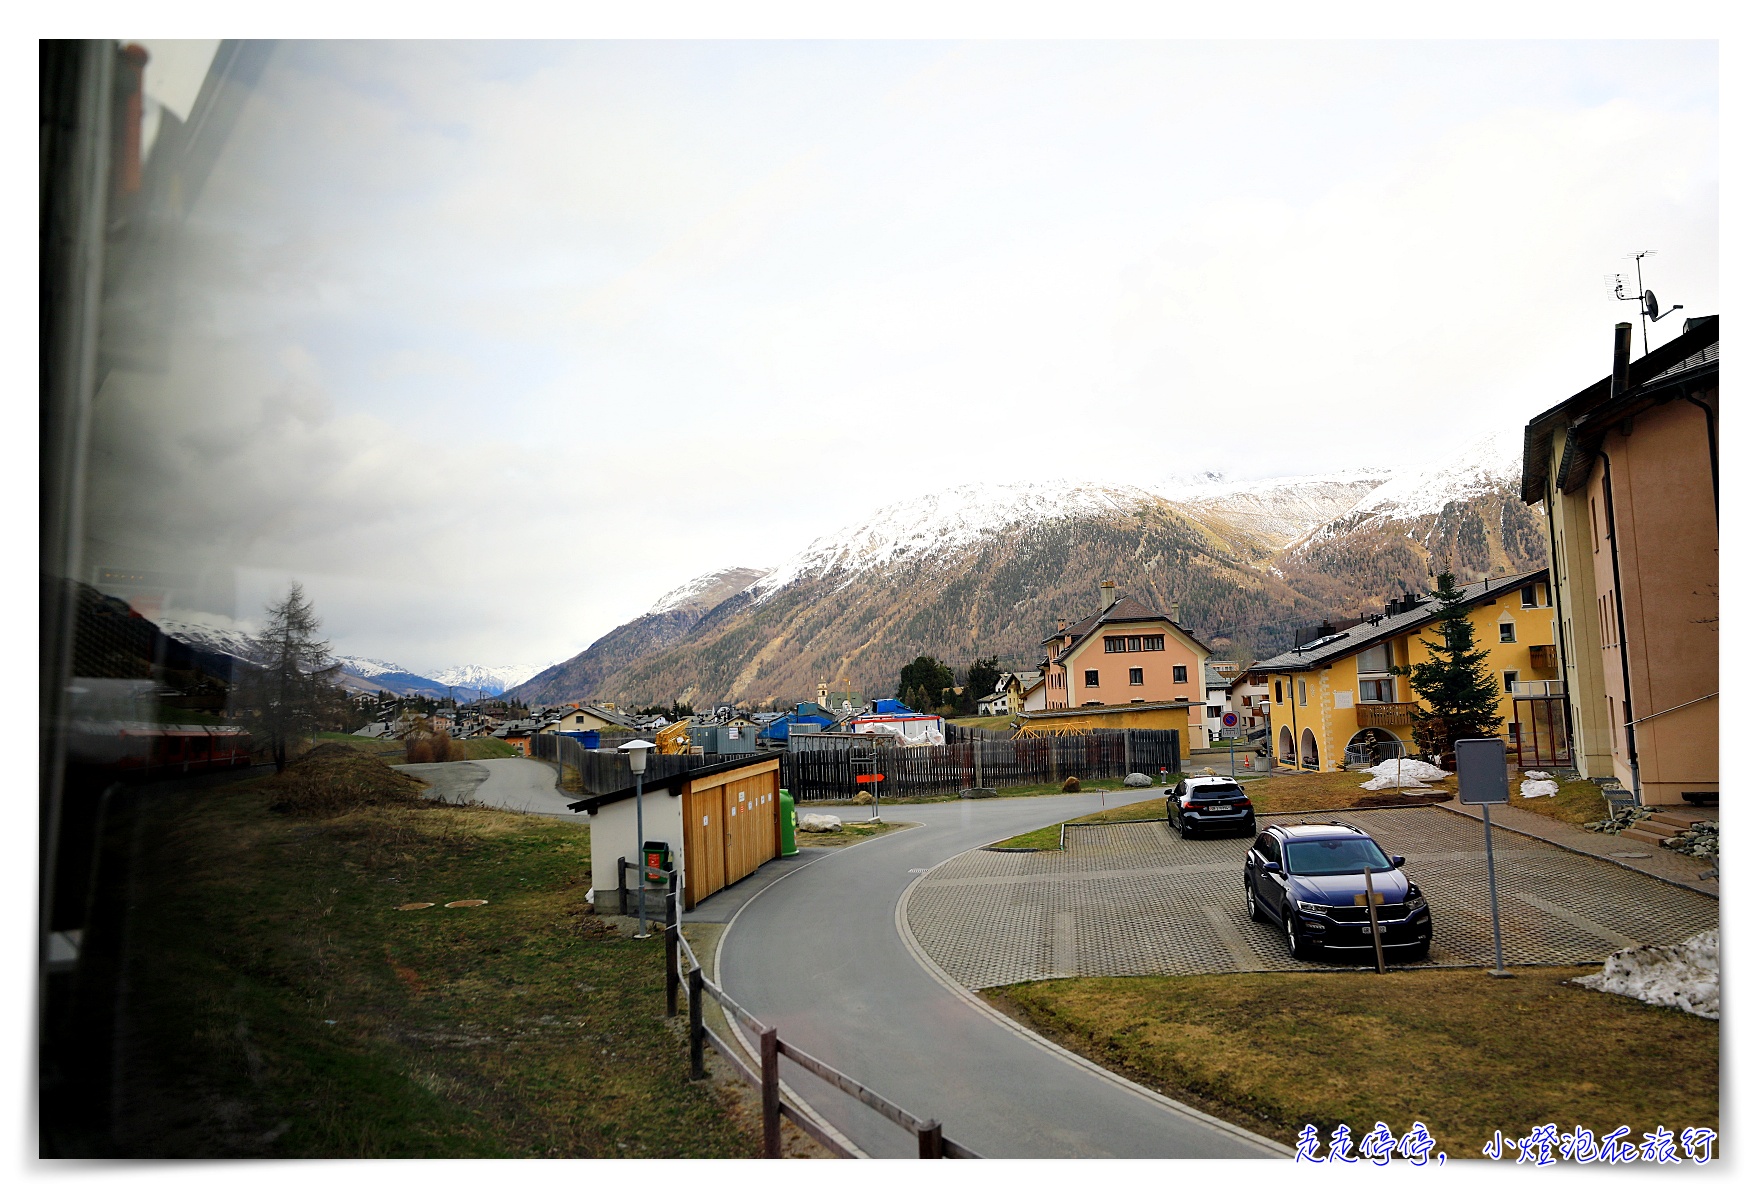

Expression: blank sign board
xmin=1455 ymin=738 xmax=1510 ymax=804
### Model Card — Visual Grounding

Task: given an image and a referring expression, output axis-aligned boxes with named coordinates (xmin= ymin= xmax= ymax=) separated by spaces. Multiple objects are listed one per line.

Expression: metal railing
xmin=654 ymin=873 xmax=979 ymax=1159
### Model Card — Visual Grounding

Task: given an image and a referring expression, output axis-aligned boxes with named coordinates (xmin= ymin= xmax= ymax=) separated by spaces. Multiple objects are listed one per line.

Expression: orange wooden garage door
xmin=683 ymin=781 xmax=725 ymax=909
xmin=681 ymin=762 xmax=782 ymax=908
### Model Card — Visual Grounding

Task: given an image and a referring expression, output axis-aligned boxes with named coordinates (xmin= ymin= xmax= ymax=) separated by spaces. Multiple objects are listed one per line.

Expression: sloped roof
xmin=1044 ymin=594 xmax=1213 ymax=662
xmin=1253 ymin=568 xmax=1547 ymax=674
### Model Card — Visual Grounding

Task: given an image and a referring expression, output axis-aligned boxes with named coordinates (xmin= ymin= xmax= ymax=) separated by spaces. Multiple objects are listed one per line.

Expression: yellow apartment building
xmin=1252 ymin=568 xmax=1561 ymax=771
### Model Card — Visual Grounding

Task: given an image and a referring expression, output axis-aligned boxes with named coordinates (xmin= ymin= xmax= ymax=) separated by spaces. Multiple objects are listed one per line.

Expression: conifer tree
xmin=241 ymin=581 xmax=341 ymax=772
xmin=1396 ymin=572 xmax=1503 ymax=763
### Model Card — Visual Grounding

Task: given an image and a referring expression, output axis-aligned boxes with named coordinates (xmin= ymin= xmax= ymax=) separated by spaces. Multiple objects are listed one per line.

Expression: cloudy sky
xmin=95 ymin=39 xmax=1717 ymax=678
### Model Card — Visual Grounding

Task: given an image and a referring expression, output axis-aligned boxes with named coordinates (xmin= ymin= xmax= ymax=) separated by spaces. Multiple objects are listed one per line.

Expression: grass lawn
xmin=1512 ymin=777 xmax=1610 ymax=825
xmin=948 ymin=715 xmax=1015 ymax=732
xmin=988 ymin=968 xmax=1718 ymax=1157
xmin=109 ymin=751 xmax=755 ymax=1157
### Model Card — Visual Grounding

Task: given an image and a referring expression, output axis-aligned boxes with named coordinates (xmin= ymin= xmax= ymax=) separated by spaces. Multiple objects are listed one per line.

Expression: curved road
xmin=395 ymin=757 xmax=587 ymax=821
xmin=714 ymin=796 xmax=1285 ymax=1159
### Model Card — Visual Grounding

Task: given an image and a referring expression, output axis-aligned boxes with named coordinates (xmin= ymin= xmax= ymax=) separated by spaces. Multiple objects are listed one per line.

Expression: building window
xmin=1129 ymin=667 xmax=1143 ymax=686
xmin=1083 ymin=669 xmax=1099 ymax=687
xmin=1499 ymin=621 xmax=1516 ymax=643
xmin=1521 ymin=582 xmax=1546 ymax=608
xmin=1508 ymin=722 xmax=1520 ymax=741
xmin=1274 ymin=680 xmax=1283 ymax=704
xmin=1143 ymin=635 xmax=1164 ymax=651
xmin=1503 ymin=670 xmax=1519 ymax=693
xmin=1104 ymin=637 xmax=1123 ymax=653
xmin=1360 ymin=678 xmax=1394 ymax=704
xmin=1207 ymin=705 xmax=1222 ymax=718
xmin=1297 ymin=679 xmax=1307 ymax=706
xmin=1126 ymin=636 xmax=1140 ymax=652
xmin=1173 ymin=665 xmax=1188 ymax=683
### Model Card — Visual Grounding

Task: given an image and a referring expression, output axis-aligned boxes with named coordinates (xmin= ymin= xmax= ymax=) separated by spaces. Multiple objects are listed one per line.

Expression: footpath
xmin=1434 ymin=798 xmax=1718 ymax=898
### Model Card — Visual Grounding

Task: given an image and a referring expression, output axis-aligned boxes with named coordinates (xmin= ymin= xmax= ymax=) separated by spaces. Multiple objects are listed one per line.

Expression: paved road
xmin=395 ymin=758 xmax=586 ymax=822
xmin=709 ymin=795 xmax=1285 ymax=1159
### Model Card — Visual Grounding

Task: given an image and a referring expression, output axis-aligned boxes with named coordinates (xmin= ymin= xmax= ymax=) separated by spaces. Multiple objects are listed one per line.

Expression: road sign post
xmin=1455 ymin=738 xmax=1513 ymax=978
xmin=856 ymin=771 xmax=884 ymax=823
xmin=1221 ymin=710 xmax=1239 ymax=776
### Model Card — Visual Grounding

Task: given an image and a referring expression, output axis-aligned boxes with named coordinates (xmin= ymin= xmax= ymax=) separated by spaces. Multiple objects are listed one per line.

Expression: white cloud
xmin=83 ymin=40 xmax=1717 ymax=674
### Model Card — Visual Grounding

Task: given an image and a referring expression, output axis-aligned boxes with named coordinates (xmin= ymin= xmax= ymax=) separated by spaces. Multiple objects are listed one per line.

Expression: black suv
xmin=1166 ymin=776 xmax=1255 ymax=838
xmin=1243 ymin=822 xmax=1432 ymax=959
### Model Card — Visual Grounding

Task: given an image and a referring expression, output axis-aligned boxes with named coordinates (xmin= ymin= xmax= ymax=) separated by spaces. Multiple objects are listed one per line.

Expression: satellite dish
xmin=1643 ymin=290 xmax=1660 ymax=321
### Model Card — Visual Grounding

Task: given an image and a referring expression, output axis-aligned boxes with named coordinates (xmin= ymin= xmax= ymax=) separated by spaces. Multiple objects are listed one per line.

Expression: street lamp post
xmin=622 ymin=739 xmax=658 ymax=939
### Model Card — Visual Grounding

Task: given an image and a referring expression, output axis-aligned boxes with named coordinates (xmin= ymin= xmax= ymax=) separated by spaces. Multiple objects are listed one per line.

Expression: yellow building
xmin=1252 ymin=569 xmax=1562 ymax=771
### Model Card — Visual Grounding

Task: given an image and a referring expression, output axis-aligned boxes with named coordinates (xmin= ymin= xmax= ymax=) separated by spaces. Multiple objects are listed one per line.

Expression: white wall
xmin=588 ymin=789 xmax=686 ymax=903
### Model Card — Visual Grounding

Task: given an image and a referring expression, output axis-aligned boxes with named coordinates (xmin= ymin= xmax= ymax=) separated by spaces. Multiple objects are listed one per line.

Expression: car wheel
xmin=1176 ymin=816 xmax=1191 ymax=839
xmin=1284 ymin=910 xmax=1307 ymax=960
xmin=1246 ymin=885 xmax=1262 ymax=923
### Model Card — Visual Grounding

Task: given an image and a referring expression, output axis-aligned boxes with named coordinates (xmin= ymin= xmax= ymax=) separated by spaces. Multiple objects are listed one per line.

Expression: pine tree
xmin=1396 ymin=572 xmax=1503 ymax=764
xmin=241 ymin=581 xmax=341 ymax=772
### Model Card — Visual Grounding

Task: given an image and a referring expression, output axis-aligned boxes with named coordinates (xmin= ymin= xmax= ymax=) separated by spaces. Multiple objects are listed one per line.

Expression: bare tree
xmin=242 ymin=581 xmax=341 ymax=772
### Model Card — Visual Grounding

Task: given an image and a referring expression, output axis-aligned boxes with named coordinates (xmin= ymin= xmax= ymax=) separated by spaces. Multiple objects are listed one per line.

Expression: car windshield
xmin=1189 ymin=785 xmax=1245 ymax=800
xmin=1284 ymin=837 xmax=1393 ymax=875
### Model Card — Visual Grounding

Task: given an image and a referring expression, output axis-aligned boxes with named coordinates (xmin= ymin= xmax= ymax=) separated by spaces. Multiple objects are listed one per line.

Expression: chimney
xmin=1057 ymin=617 xmax=1066 ymax=632
xmin=1100 ymin=580 xmax=1116 ymax=609
xmin=1612 ymin=322 xmax=1632 ymax=396
xmin=1169 ymin=602 xmax=1181 ymax=625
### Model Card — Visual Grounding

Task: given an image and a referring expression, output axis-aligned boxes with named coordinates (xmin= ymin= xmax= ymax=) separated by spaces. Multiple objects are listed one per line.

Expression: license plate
xmin=1206 ymin=806 xmax=1234 ymax=813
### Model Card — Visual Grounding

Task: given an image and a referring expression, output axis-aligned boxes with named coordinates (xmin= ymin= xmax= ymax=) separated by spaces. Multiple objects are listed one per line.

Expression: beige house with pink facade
xmin=1029 ymin=581 xmax=1211 ymax=745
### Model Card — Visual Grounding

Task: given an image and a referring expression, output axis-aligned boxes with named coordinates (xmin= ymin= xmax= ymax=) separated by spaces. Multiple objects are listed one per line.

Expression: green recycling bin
xmin=779 ymin=789 xmax=799 ymax=857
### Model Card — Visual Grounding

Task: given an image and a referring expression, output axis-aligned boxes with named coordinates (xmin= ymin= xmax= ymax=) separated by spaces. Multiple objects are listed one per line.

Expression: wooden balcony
xmin=1356 ymin=701 xmax=1420 ymax=728
xmin=1529 ymin=644 xmax=1559 ymax=674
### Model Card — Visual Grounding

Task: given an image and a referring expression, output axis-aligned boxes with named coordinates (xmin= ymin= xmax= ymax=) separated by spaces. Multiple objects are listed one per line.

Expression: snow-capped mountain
xmin=429 ymin=663 xmax=547 ymax=696
xmin=750 ymin=480 xmax=1160 ymax=601
xmin=1289 ymin=432 xmax=1525 ymax=550
xmin=513 ymin=428 xmax=1546 ymax=707
xmin=156 ymin=615 xmax=261 ymax=663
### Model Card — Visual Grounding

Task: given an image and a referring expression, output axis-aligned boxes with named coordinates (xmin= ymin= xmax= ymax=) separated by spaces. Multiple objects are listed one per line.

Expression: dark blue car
xmin=1243 ymin=822 xmax=1432 ymax=959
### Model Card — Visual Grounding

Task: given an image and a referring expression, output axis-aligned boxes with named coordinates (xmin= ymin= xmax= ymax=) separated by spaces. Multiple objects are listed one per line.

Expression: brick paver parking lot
xmin=904 ymin=806 xmax=1720 ymax=989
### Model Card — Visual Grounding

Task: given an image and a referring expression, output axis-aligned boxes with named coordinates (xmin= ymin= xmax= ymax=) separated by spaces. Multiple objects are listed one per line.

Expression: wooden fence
xmin=536 ymin=728 xmax=1180 ymax=804
xmin=781 ymin=729 xmax=1181 ymax=803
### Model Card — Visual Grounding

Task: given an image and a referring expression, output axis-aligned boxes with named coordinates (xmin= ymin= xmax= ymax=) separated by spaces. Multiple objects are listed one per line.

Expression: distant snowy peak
xmin=647 ymin=567 xmax=769 ymax=617
xmin=1152 ymin=465 xmax=1391 ymax=504
xmin=750 ymin=480 xmax=1157 ymax=600
xmin=430 ymin=663 xmax=547 ymax=694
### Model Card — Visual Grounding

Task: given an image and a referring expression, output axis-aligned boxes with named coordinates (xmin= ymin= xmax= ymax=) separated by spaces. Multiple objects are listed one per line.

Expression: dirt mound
xmin=266 ymin=741 xmax=428 ymax=817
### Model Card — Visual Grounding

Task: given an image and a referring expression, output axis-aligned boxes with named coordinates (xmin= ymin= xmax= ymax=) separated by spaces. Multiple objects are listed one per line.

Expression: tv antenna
xmin=1603 ymin=250 xmax=1683 ymax=355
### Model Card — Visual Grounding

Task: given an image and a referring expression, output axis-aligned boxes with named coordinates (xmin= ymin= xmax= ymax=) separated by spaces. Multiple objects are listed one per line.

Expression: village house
xmin=1252 ymin=568 xmax=1560 ymax=772
xmin=1226 ymin=667 xmax=1271 ymax=737
xmin=1519 ymin=316 xmax=1718 ymax=806
xmin=977 ymin=670 xmax=1041 ymax=716
xmin=1015 ymin=581 xmax=1209 ymax=747
xmin=537 ymin=703 xmax=626 ymax=735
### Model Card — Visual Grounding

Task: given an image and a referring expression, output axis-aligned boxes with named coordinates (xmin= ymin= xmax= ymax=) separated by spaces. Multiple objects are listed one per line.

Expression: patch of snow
xmin=1573 ymin=929 xmax=1719 ymax=1019
xmin=1358 ymin=758 xmax=1451 ymax=790
xmin=1520 ymin=778 xmax=1560 ymax=798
